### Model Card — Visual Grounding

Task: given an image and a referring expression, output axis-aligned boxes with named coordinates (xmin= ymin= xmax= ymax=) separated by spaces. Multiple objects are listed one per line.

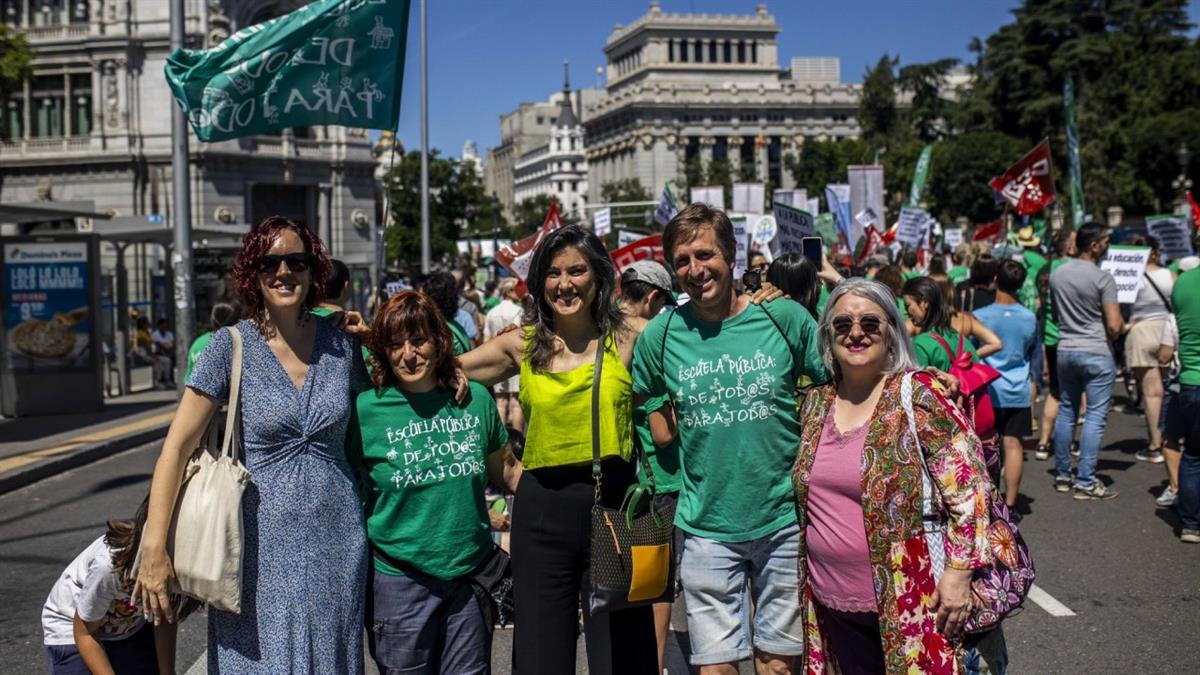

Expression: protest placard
xmin=1100 ymin=245 xmax=1151 ymax=304
xmin=1146 ymin=214 xmax=1193 ymax=261
xmin=896 ymin=207 xmax=930 ymax=248
xmin=617 ymin=229 xmax=647 ymax=248
xmin=943 ymin=228 xmax=964 ymax=250
xmin=609 ymin=234 xmax=665 ymax=273
xmin=691 ymin=185 xmax=725 ymax=211
xmin=732 ymin=216 xmax=749 ymax=277
xmin=733 ymin=183 xmax=766 ymax=214
xmin=770 ymin=202 xmax=816 ymax=256
xmin=593 ymin=207 xmax=612 ymax=237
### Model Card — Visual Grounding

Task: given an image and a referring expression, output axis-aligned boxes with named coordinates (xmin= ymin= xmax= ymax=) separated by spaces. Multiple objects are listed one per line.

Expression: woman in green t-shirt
xmin=902 ymin=276 xmax=980 ymax=372
xmin=350 ymin=290 xmax=520 ymax=675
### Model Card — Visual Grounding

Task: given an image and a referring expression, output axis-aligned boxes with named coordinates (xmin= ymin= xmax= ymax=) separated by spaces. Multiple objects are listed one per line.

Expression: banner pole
xmin=169 ymin=0 xmax=195 ymax=391
xmin=419 ymin=0 xmax=431 ymax=273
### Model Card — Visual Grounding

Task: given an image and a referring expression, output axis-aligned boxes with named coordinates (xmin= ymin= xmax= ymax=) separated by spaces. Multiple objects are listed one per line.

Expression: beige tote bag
xmin=138 ymin=325 xmax=251 ymax=613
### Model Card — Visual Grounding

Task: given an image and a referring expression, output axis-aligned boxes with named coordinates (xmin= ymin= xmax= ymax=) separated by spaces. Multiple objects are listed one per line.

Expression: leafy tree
xmin=0 ymin=25 xmax=34 ymax=138
xmin=898 ymin=58 xmax=960 ymax=142
xmin=384 ymin=151 xmax=508 ymax=265
xmin=925 ymin=131 xmax=1027 ymax=224
xmin=599 ymin=178 xmax=652 ymax=230
xmin=858 ymin=55 xmax=899 ymax=145
xmin=705 ymin=157 xmax=734 ymax=208
xmin=512 ymin=194 xmax=577 ymax=237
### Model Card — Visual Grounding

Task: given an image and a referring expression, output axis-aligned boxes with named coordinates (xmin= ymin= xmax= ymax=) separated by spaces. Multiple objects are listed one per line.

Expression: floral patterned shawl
xmin=792 ymin=372 xmax=993 ymax=674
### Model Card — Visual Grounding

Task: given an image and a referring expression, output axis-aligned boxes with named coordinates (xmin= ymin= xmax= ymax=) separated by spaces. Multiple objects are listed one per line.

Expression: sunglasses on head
xmin=830 ymin=314 xmax=884 ymax=337
xmin=257 ymin=253 xmax=312 ymax=274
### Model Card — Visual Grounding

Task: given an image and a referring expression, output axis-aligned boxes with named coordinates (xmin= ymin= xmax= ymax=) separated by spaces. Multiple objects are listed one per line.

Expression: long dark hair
xmin=522 ymin=225 xmax=624 ymax=371
xmin=766 ymin=253 xmax=820 ymax=318
xmin=902 ymin=276 xmax=952 ymax=333
xmin=108 ymin=496 xmax=201 ymax=619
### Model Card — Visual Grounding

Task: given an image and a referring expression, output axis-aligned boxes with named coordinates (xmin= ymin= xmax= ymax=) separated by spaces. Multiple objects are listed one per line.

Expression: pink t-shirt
xmin=805 ymin=409 xmax=878 ymax=613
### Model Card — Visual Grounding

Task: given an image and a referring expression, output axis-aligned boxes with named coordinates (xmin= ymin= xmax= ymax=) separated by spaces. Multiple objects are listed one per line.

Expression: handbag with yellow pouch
xmin=586 ymin=334 xmax=677 ymax=614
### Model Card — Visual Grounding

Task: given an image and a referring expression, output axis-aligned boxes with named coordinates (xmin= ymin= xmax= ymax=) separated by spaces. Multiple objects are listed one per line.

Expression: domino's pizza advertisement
xmin=3 ymin=242 xmax=93 ymax=370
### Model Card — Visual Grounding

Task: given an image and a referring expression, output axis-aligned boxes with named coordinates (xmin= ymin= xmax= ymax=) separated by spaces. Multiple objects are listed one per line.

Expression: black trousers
xmin=510 ymin=458 xmax=657 ymax=675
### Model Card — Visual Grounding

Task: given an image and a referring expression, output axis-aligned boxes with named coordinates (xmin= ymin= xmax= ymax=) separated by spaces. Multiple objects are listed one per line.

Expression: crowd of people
xmin=37 ymin=204 xmax=1198 ymax=675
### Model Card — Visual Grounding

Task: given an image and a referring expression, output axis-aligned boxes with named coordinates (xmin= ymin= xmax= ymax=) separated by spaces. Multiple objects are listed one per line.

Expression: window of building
xmin=556 ymin=181 xmax=563 ymax=192
xmin=737 ymin=41 xmax=746 ymax=63
xmin=572 ymin=181 xmax=579 ymax=192
xmin=24 ymin=0 xmax=88 ymax=26
xmin=70 ymin=73 xmax=91 ymax=136
xmin=536 ymin=116 xmax=544 ymax=124
xmin=723 ymin=40 xmax=732 ymax=63
xmin=679 ymin=40 xmax=688 ymax=63
xmin=2 ymin=95 xmax=23 ymax=140
xmin=693 ymin=41 xmax=702 ymax=63
xmin=550 ymin=117 xmax=557 ymax=124
xmin=569 ymin=137 xmax=576 ymax=150
xmin=668 ymin=40 xmax=675 ymax=63
xmin=1 ymin=0 xmax=23 ymax=24
xmin=751 ymin=42 xmax=758 ymax=64
xmin=32 ymin=76 xmax=65 ymax=138
xmin=709 ymin=41 xmax=717 ymax=63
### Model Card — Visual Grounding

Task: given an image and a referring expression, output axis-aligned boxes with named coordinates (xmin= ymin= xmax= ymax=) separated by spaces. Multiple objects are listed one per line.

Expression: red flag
xmin=880 ymin=222 xmax=898 ymax=245
xmin=610 ymin=234 xmax=665 ymax=273
xmin=855 ymin=226 xmax=884 ymax=264
xmin=973 ymin=219 xmax=1003 ymax=242
xmin=495 ymin=201 xmax=563 ymax=281
xmin=989 ymin=139 xmax=1056 ymax=216
xmin=1187 ymin=191 xmax=1200 ymax=230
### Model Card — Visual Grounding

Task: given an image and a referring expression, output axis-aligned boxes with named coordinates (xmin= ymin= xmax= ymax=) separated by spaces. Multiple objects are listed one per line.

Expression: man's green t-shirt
xmin=947 ymin=266 xmax=969 ymax=286
xmin=1173 ymin=269 xmax=1200 ymax=386
xmin=348 ymin=381 xmax=507 ymax=580
xmin=1041 ymin=257 xmax=1069 ymax=346
xmin=635 ymin=395 xmax=682 ymax=494
xmin=632 ymin=300 xmax=828 ymax=542
xmin=1019 ymin=250 xmax=1047 ymax=313
xmin=912 ymin=327 xmax=978 ymax=372
xmin=185 ymin=332 xmax=213 ymax=383
xmin=448 ymin=320 xmax=471 ymax=355
xmin=902 ymin=270 xmax=922 ymax=281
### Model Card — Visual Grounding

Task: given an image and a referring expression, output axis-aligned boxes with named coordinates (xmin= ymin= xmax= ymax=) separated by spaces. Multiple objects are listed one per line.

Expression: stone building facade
xmin=511 ymin=66 xmax=590 ymax=221
xmin=0 ymin=0 xmax=379 ymax=321
xmin=584 ymin=2 xmax=862 ymax=207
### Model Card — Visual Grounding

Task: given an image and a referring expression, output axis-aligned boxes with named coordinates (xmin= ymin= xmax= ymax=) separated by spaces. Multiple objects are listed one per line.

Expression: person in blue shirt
xmin=973 ymin=259 xmax=1038 ymax=508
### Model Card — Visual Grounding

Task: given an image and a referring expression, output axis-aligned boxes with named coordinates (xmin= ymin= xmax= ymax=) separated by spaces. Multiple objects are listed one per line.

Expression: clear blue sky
xmin=391 ymin=0 xmax=1200 ymax=157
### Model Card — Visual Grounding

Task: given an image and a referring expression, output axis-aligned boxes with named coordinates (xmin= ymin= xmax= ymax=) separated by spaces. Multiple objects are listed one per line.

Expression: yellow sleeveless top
xmin=518 ymin=332 xmax=634 ymax=470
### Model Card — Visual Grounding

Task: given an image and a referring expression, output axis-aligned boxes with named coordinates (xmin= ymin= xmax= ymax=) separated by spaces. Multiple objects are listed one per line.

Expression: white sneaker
xmin=1156 ymin=485 xmax=1178 ymax=507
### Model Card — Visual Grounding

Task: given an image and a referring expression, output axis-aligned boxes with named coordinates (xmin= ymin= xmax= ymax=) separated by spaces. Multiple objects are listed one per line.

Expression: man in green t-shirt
xmin=1034 ymin=229 xmax=1075 ymax=460
xmin=1161 ymin=268 xmax=1200 ymax=542
xmin=632 ymin=204 xmax=828 ymax=671
xmin=184 ymin=301 xmax=240 ymax=383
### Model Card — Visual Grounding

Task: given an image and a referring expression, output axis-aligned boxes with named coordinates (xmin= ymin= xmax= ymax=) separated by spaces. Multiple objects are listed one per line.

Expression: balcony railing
xmin=19 ymin=23 xmax=89 ymax=42
xmin=0 ymin=136 xmax=92 ymax=157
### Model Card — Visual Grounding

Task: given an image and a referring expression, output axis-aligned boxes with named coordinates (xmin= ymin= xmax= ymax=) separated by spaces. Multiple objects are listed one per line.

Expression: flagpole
xmin=169 ymin=0 xmax=194 ymax=391
xmin=419 ymin=0 xmax=431 ymax=273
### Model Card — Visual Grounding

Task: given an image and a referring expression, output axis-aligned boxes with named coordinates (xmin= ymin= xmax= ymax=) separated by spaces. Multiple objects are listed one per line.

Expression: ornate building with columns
xmin=512 ymin=66 xmax=590 ymax=221
xmin=0 ymin=0 xmax=379 ymax=323
xmin=584 ymin=2 xmax=862 ymax=207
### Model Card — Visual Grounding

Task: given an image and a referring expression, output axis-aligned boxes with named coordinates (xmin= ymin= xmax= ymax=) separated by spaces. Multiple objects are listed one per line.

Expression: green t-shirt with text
xmin=948 ymin=266 xmax=970 ymax=286
xmin=348 ymin=381 xmax=507 ymax=580
xmin=185 ymin=332 xmax=212 ymax=383
xmin=1019 ymin=250 xmax=1047 ymax=313
xmin=632 ymin=300 xmax=828 ymax=542
xmin=1172 ymin=269 xmax=1200 ymax=386
xmin=1041 ymin=257 xmax=1069 ymax=346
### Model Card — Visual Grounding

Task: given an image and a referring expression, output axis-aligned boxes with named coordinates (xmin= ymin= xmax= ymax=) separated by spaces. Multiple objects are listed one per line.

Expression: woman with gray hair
xmin=791 ymin=279 xmax=994 ymax=673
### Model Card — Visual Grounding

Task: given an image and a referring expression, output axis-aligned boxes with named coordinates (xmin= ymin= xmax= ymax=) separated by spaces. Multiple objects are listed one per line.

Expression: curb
xmin=0 ymin=423 xmax=170 ymax=496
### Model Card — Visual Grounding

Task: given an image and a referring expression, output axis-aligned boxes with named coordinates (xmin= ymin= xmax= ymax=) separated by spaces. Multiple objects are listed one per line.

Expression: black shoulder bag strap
xmin=1143 ymin=271 xmax=1173 ymax=313
xmin=591 ymin=333 xmax=608 ymax=502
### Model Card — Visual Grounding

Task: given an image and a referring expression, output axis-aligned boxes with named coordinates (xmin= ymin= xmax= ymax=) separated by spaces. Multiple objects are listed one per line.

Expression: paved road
xmin=1 ymin=401 xmax=1196 ymax=673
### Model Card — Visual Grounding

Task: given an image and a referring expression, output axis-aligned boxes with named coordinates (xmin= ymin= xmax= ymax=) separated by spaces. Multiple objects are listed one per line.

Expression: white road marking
xmin=1028 ymin=583 xmax=1076 ymax=617
xmin=185 ymin=652 xmax=206 ymax=675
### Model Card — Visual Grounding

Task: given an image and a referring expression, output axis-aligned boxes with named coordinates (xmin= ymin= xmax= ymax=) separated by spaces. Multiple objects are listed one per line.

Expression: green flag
xmin=814 ymin=212 xmax=839 ymax=247
xmin=165 ymin=0 xmax=411 ymax=142
xmin=1064 ymin=74 xmax=1086 ymax=229
xmin=907 ymin=144 xmax=933 ymax=206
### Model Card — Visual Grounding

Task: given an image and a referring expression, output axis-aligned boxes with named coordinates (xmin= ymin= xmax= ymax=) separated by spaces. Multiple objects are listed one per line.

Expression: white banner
xmin=1146 ymin=214 xmax=1193 ymax=261
xmin=848 ymin=164 xmax=885 ymax=248
xmin=771 ymin=201 xmax=816 ymax=256
xmin=806 ymin=197 xmax=820 ymax=217
xmin=1101 ymin=246 xmax=1152 ymax=304
xmin=690 ymin=185 xmax=725 ymax=211
xmin=617 ymin=229 xmax=647 ymax=248
xmin=733 ymin=183 xmax=766 ymax=215
xmin=593 ymin=207 xmax=612 ymax=237
xmin=943 ymin=228 xmax=964 ymax=250
xmin=897 ymin=207 xmax=931 ymax=248
xmin=732 ymin=216 xmax=749 ymax=278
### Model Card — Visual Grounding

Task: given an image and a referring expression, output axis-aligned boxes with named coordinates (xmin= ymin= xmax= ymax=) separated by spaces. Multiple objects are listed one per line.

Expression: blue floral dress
xmin=188 ymin=318 xmax=369 ymax=673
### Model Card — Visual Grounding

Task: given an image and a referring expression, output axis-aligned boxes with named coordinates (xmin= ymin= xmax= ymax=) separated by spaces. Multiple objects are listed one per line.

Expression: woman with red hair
xmin=134 ymin=216 xmax=371 ymax=673
xmin=349 ymin=290 xmax=519 ymax=674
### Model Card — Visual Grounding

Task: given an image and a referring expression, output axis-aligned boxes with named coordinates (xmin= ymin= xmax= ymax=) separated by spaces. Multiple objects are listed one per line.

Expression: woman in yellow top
xmin=459 ymin=225 xmax=657 ymax=674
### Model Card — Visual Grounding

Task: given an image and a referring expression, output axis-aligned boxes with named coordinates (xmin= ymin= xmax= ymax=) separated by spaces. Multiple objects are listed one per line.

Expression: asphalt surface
xmin=1 ymin=398 xmax=1196 ymax=674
